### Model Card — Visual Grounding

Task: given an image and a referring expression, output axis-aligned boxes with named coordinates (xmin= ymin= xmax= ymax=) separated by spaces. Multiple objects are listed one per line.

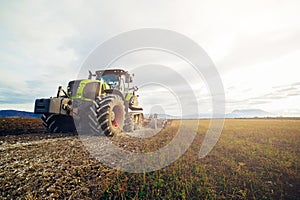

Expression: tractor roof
xmin=95 ymin=69 xmax=129 ymax=76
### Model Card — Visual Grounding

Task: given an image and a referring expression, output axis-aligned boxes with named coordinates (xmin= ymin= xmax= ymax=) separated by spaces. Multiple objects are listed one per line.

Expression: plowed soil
xmin=0 ymin=118 xmax=299 ymax=199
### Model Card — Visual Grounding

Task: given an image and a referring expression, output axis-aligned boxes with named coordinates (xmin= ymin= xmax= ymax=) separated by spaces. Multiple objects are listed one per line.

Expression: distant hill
xmin=0 ymin=110 xmax=41 ymax=118
xmin=226 ymin=109 xmax=274 ymax=118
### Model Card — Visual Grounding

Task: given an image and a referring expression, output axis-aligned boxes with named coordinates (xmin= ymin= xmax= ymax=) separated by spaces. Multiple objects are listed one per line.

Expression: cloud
xmin=0 ymin=86 xmax=34 ymax=104
xmin=217 ymin=29 xmax=300 ymax=72
xmin=226 ymin=82 xmax=300 ymax=109
xmin=0 ymin=0 xmax=300 ymax=116
xmin=292 ymin=82 xmax=300 ymax=86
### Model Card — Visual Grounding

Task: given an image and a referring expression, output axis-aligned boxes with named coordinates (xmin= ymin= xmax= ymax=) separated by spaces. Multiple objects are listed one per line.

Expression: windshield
xmin=100 ymin=74 xmax=119 ymax=88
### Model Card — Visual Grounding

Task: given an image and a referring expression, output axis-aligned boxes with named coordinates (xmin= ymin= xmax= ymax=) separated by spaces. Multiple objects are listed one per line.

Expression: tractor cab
xmin=89 ymin=69 xmax=132 ymax=95
xmin=89 ymin=69 xmax=142 ymax=111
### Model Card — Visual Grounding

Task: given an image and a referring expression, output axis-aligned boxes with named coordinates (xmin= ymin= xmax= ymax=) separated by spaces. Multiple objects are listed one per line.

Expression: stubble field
xmin=0 ymin=118 xmax=299 ymax=199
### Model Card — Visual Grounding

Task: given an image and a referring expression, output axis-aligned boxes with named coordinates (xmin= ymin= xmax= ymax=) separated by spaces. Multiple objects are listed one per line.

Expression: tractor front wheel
xmin=41 ymin=114 xmax=76 ymax=133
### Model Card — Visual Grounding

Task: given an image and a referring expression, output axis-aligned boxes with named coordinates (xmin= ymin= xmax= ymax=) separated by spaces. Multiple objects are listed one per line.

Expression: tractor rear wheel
xmin=41 ymin=114 xmax=76 ymax=133
xmin=89 ymin=95 xmax=125 ymax=136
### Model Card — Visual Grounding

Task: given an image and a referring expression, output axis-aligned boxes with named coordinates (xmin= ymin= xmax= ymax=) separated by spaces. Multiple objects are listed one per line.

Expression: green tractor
xmin=34 ymin=69 xmax=144 ymax=136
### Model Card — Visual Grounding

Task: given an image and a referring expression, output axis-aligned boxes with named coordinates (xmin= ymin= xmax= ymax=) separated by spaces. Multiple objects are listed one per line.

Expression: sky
xmin=0 ymin=0 xmax=300 ymax=116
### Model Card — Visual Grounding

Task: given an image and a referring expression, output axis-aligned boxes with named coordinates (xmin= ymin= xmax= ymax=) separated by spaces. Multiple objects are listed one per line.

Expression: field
xmin=0 ymin=118 xmax=299 ymax=199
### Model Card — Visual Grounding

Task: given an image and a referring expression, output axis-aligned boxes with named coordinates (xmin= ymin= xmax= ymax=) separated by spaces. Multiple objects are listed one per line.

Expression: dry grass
xmin=0 ymin=118 xmax=299 ymax=199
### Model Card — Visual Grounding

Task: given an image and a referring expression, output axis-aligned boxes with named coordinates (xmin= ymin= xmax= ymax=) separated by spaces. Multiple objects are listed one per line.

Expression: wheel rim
xmin=112 ymin=105 xmax=123 ymax=127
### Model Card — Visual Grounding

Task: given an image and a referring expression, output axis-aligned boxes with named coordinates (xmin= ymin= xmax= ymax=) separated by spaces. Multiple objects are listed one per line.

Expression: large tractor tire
xmin=41 ymin=114 xmax=76 ymax=133
xmin=89 ymin=95 xmax=125 ymax=136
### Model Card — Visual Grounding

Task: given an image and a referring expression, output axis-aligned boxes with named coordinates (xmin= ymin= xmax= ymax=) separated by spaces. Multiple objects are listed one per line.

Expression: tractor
xmin=34 ymin=69 xmax=144 ymax=136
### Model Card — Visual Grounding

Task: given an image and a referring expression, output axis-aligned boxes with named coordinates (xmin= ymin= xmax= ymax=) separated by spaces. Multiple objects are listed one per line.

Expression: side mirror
xmin=88 ymin=70 xmax=96 ymax=79
xmin=125 ymin=74 xmax=133 ymax=83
